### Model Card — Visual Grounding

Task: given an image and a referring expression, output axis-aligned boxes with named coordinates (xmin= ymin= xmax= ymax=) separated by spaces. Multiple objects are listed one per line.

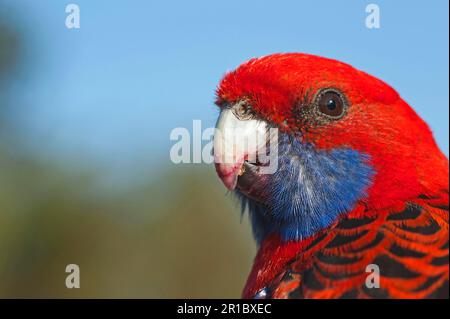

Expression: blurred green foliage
xmin=0 ymin=11 xmax=255 ymax=298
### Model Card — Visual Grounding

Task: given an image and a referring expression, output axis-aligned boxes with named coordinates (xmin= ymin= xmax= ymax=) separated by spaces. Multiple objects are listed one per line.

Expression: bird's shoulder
xmin=246 ymin=193 xmax=449 ymax=299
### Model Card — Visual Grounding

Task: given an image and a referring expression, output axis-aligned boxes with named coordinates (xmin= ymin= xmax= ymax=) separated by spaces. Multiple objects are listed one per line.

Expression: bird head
xmin=213 ymin=53 xmax=448 ymax=242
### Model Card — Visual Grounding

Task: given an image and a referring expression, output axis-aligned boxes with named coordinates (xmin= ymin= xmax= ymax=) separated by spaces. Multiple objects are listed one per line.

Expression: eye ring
xmin=314 ymin=88 xmax=348 ymax=119
xmin=232 ymin=100 xmax=255 ymax=120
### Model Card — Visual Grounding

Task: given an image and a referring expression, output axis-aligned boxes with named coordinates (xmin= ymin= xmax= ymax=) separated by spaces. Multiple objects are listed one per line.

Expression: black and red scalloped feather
xmin=244 ymin=193 xmax=449 ymax=299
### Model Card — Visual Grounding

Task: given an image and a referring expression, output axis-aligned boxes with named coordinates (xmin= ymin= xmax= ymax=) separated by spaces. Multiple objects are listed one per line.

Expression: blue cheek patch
xmin=239 ymin=133 xmax=374 ymax=243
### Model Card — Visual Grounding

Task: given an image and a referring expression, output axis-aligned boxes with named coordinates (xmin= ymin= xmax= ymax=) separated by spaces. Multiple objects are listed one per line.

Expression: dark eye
xmin=233 ymin=100 xmax=255 ymax=120
xmin=316 ymin=89 xmax=347 ymax=118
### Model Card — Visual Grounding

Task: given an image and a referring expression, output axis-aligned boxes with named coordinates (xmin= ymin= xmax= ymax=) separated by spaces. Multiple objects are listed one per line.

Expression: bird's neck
xmin=242 ymin=136 xmax=374 ymax=242
xmin=242 ymin=232 xmax=320 ymax=298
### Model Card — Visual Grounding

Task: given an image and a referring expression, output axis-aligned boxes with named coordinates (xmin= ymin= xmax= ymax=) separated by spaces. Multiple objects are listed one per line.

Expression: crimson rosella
xmin=213 ymin=53 xmax=449 ymax=299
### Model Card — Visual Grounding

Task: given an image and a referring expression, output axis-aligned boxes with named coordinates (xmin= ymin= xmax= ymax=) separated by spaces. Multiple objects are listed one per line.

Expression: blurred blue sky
xmin=3 ymin=0 xmax=449 ymax=178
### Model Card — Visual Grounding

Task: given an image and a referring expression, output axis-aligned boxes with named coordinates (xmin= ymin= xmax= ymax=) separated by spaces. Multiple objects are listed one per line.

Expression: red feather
xmin=243 ymin=196 xmax=448 ymax=298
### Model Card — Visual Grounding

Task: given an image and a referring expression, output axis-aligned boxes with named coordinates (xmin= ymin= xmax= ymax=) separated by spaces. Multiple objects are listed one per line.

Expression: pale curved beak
xmin=213 ymin=108 xmax=269 ymax=190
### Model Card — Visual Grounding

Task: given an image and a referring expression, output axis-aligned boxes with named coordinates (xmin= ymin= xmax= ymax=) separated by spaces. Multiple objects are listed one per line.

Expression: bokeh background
xmin=0 ymin=0 xmax=448 ymax=298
